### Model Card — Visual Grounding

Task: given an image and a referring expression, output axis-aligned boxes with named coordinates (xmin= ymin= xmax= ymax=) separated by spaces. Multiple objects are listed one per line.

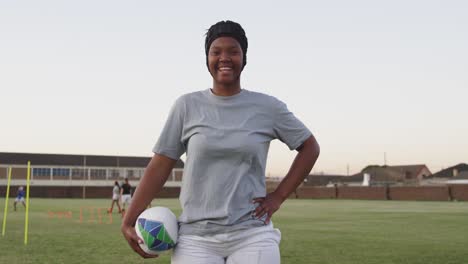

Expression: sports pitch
xmin=1 ymin=198 xmax=468 ymax=264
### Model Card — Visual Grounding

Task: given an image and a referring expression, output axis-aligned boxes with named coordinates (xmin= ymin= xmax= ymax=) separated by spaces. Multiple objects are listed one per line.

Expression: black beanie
xmin=205 ymin=20 xmax=248 ymax=69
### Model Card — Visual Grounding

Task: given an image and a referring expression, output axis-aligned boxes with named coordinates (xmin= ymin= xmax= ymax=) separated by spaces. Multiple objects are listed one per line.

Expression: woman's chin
xmin=215 ymin=77 xmax=239 ymax=86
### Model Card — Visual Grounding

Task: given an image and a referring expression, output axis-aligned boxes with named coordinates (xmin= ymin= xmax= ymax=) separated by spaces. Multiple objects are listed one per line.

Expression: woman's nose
xmin=219 ymin=52 xmax=231 ymax=61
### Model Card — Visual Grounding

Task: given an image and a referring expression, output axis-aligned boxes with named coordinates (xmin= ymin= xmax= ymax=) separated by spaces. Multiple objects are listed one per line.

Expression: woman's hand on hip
xmin=252 ymin=192 xmax=285 ymax=224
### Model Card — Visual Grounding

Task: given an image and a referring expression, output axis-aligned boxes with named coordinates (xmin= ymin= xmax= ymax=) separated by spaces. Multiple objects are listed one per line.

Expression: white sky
xmin=1 ymin=0 xmax=467 ymax=176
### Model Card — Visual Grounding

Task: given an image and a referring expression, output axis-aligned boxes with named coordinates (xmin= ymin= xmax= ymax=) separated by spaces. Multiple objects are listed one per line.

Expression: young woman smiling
xmin=121 ymin=20 xmax=320 ymax=264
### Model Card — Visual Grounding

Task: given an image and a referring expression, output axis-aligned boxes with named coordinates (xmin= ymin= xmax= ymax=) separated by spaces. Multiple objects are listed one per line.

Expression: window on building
xmin=126 ymin=169 xmax=135 ymax=179
xmin=126 ymin=169 xmax=144 ymax=179
xmin=72 ymin=168 xmax=87 ymax=179
xmin=33 ymin=168 xmax=51 ymax=177
xmin=109 ymin=169 xmax=122 ymax=179
xmin=90 ymin=169 xmax=106 ymax=180
xmin=175 ymin=170 xmax=183 ymax=181
xmin=53 ymin=168 xmax=70 ymax=177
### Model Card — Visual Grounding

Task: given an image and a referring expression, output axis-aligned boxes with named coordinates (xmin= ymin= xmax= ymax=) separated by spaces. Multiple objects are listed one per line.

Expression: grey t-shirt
xmin=153 ymin=88 xmax=312 ymax=235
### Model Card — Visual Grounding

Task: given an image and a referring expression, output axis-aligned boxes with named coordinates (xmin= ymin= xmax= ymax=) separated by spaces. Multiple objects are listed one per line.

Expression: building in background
xmin=0 ymin=152 xmax=184 ymax=191
xmin=306 ymin=164 xmax=432 ymax=186
xmin=352 ymin=164 xmax=432 ymax=186
xmin=423 ymin=163 xmax=468 ymax=185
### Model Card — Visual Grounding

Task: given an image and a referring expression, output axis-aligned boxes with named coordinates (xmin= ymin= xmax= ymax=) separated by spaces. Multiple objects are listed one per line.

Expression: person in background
xmin=120 ymin=178 xmax=132 ymax=214
xmin=13 ymin=186 xmax=26 ymax=211
xmin=108 ymin=181 xmax=122 ymax=213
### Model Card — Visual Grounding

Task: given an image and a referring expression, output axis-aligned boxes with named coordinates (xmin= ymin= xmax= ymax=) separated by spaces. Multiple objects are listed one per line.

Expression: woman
xmin=108 ymin=181 xmax=121 ymax=213
xmin=121 ymin=20 xmax=320 ymax=264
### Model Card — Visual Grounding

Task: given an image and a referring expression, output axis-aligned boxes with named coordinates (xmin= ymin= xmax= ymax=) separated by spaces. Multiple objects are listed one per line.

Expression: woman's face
xmin=208 ymin=37 xmax=243 ymax=86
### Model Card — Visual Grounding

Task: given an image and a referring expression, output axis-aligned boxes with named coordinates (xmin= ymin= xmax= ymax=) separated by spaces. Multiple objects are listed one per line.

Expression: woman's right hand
xmin=120 ymin=154 xmax=177 ymax=258
xmin=121 ymin=223 xmax=159 ymax=259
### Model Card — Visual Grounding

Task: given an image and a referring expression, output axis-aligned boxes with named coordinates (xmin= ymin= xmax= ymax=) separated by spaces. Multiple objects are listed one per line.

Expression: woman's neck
xmin=211 ymin=82 xmax=241 ymax=96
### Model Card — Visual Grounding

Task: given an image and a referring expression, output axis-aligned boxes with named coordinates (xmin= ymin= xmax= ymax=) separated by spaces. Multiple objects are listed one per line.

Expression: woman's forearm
xmin=122 ymin=154 xmax=177 ymax=227
xmin=273 ymin=135 xmax=320 ymax=201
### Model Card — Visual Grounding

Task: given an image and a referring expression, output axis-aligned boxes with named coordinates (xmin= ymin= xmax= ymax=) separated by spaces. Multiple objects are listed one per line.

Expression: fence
xmin=0 ymin=186 xmax=181 ymax=199
xmin=294 ymin=185 xmax=468 ymax=201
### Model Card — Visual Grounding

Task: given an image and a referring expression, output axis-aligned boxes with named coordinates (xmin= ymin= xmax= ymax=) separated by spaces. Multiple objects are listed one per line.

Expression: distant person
xmin=120 ymin=178 xmax=132 ymax=213
xmin=108 ymin=181 xmax=122 ymax=213
xmin=14 ymin=186 xmax=26 ymax=211
xmin=121 ymin=20 xmax=320 ymax=263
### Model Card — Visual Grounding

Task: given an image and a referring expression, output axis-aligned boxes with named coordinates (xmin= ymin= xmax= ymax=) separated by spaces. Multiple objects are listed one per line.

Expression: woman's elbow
xmin=301 ymin=136 xmax=320 ymax=161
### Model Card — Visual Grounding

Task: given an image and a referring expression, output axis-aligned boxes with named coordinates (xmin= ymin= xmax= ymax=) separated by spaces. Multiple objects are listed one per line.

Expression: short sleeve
xmin=152 ymin=96 xmax=186 ymax=160
xmin=273 ymin=98 xmax=312 ymax=150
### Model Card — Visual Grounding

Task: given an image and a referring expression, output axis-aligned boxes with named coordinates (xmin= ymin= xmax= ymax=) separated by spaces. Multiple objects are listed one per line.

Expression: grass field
xmin=1 ymin=198 xmax=467 ymax=264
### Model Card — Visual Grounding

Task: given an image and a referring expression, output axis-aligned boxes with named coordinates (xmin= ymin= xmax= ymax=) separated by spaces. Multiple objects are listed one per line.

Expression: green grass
xmin=1 ymin=199 xmax=468 ymax=264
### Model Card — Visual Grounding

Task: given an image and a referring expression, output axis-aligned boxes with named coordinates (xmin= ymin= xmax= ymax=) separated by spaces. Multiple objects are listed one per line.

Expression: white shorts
xmin=15 ymin=197 xmax=25 ymax=203
xmin=171 ymin=222 xmax=281 ymax=264
xmin=121 ymin=194 xmax=132 ymax=205
xmin=112 ymin=194 xmax=120 ymax=201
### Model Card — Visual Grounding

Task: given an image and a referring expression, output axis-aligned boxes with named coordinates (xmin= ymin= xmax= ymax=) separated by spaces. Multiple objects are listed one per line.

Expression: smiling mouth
xmin=218 ymin=67 xmax=233 ymax=72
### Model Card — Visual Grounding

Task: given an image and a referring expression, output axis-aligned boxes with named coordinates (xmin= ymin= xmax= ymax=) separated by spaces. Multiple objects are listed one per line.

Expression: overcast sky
xmin=1 ymin=0 xmax=467 ymax=176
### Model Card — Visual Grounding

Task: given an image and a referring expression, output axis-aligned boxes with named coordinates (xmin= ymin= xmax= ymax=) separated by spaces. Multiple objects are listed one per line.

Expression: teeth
xmin=219 ymin=67 xmax=232 ymax=70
